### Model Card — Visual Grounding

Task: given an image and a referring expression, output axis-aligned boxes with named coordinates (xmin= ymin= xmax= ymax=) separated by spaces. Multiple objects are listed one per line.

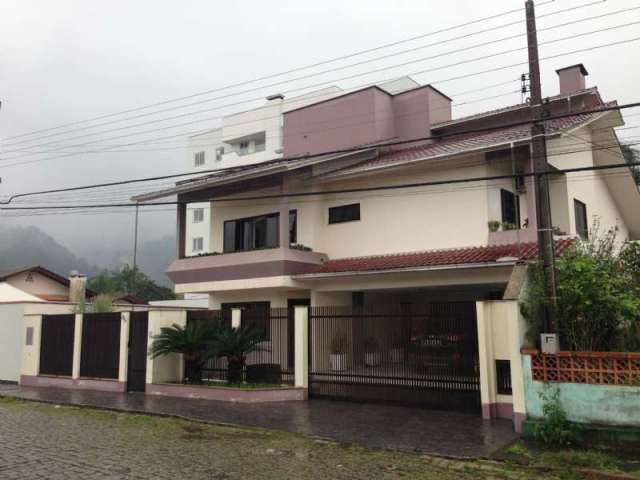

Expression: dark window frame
xmin=574 ymin=199 xmax=588 ymax=239
xmin=289 ymin=209 xmax=297 ymax=245
xmin=223 ymin=212 xmax=280 ymax=253
xmin=328 ymin=203 xmax=361 ymax=225
xmin=500 ymin=189 xmax=520 ymax=227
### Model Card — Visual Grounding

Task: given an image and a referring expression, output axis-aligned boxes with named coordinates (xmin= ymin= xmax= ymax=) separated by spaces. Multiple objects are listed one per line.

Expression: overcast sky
xmin=1 ymin=0 xmax=638 ymax=260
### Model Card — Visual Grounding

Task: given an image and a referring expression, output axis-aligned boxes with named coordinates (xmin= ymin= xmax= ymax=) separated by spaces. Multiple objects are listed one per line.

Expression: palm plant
xmin=206 ymin=325 xmax=267 ymax=384
xmin=149 ymin=322 xmax=217 ymax=384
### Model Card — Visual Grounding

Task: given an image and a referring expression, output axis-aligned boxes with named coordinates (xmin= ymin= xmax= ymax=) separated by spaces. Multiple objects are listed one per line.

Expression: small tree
xmin=522 ymin=227 xmax=640 ymax=351
xmin=149 ymin=323 xmax=217 ymax=384
xmin=206 ymin=325 xmax=267 ymax=384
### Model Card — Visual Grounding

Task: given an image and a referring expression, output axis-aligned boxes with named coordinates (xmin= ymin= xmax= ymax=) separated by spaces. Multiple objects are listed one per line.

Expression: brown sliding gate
xmin=308 ymin=303 xmax=481 ymax=413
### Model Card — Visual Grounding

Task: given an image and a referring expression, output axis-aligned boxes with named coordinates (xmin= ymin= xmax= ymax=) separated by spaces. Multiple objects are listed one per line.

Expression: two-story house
xmin=136 ymin=64 xmax=640 ymax=423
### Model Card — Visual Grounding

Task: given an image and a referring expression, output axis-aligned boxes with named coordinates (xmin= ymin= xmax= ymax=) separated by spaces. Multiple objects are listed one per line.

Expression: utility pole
xmin=525 ymin=0 xmax=558 ymax=342
xmin=130 ymin=202 xmax=139 ymax=295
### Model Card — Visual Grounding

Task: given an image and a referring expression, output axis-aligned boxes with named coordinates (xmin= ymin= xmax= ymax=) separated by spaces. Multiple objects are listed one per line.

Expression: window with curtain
xmin=500 ymin=189 xmax=520 ymax=227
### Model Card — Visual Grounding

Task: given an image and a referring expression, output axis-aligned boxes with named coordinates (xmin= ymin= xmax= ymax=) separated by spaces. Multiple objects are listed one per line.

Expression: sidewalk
xmin=0 ymin=384 xmax=517 ymax=458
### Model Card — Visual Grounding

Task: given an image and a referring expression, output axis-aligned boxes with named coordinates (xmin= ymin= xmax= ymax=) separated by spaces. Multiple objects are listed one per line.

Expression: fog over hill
xmin=0 ymin=224 xmax=175 ymax=287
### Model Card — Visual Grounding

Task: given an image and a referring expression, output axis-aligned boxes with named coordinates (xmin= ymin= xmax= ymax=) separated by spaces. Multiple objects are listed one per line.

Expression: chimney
xmin=68 ymin=270 xmax=87 ymax=304
xmin=556 ymin=64 xmax=588 ymax=95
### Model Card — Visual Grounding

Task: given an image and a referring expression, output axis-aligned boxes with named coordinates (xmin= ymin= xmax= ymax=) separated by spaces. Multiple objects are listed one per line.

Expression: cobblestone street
xmin=0 ymin=398 xmax=545 ymax=480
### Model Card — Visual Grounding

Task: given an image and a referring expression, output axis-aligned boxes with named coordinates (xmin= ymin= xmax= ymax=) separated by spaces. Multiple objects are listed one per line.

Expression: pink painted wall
xmin=283 ymin=85 xmax=452 ymax=157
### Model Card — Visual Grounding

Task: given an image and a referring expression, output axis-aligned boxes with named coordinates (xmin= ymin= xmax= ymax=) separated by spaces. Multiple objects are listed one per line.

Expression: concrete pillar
xmin=118 ymin=312 xmax=130 ymax=383
xmin=294 ymin=306 xmax=309 ymax=389
xmin=509 ymin=305 xmax=528 ymax=433
xmin=231 ymin=308 xmax=242 ymax=329
xmin=72 ymin=313 xmax=83 ymax=379
xmin=476 ymin=301 xmax=496 ymax=420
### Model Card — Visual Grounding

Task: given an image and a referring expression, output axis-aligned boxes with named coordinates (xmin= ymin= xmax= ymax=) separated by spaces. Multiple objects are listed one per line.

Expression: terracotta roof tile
xmin=302 ymin=239 xmax=575 ymax=275
xmin=328 ymin=108 xmax=611 ymax=177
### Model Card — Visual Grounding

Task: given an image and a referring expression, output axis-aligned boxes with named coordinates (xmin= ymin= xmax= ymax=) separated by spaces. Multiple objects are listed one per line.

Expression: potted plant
xmin=364 ymin=337 xmax=381 ymax=366
xmin=488 ymin=220 xmax=501 ymax=233
xmin=329 ymin=334 xmax=349 ymax=371
xmin=389 ymin=333 xmax=404 ymax=363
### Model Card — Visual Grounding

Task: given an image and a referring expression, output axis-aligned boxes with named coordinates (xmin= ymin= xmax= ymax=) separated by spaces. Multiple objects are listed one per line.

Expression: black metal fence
xmin=39 ymin=314 xmax=75 ymax=376
xmin=308 ymin=303 xmax=481 ymax=413
xmin=185 ymin=308 xmax=294 ymax=385
xmin=80 ymin=313 xmax=121 ymax=379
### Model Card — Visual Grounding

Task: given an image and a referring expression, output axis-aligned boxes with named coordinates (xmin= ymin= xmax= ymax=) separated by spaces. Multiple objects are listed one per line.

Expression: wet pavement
xmin=0 ymin=384 xmax=518 ymax=458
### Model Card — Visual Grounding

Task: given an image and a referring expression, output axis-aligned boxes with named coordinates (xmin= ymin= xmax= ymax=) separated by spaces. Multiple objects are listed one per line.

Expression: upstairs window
xmin=215 ymin=147 xmax=224 ymax=161
xmin=289 ymin=210 xmax=297 ymax=245
xmin=238 ymin=141 xmax=250 ymax=156
xmin=328 ymin=203 xmax=360 ymax=224
xmin=193 ymin=208 xmax=204 ymax=223
xmin=574 ymin=199 xmax=588 ymax=239
xmin=192 ymin=237 xmax=204 ymax=252
xmin=224 ymin=213 xmax=279 ymax=253
xmin=500 ymin=189 xmax=520 ymax=228
xmin=194 ymin=151 xmax=205 ymax=166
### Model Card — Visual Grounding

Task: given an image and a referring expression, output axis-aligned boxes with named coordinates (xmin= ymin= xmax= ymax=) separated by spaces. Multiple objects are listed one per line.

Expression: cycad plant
xmin=206 ymin=325 xmax=267 ymax=383
xmin=149 ymin=322 xmax=217 ymax=384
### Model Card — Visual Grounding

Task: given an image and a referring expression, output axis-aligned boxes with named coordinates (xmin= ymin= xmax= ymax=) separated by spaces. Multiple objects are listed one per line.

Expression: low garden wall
xmin=146 ymin=383 xmax=307 ymax=403
xmin=522 ymin=349 xmax=640 ymax=428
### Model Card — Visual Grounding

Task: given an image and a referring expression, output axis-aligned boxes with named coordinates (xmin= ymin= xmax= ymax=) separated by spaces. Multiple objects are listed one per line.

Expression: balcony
xmin=167 ymin=247 xmax=328 ymax=285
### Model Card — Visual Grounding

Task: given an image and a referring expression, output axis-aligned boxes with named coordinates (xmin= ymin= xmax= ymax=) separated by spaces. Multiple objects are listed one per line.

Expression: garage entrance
xmin=308 ymin=302 xmax=481 ymax=413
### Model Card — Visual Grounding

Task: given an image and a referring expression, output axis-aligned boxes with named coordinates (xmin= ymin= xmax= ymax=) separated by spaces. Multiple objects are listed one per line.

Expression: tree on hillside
xmin=88 ymin=264 xmax=175 ymax=302
xmin=621 ymin=142 xmax=640 ymax=186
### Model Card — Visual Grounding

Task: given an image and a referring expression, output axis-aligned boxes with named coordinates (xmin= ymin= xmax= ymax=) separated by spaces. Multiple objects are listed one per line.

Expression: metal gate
xmin=127 ymin=311 xmax=148 ymax=392
xmin=80 ymin=313 xmax=121 ymax=379
xmin=308 ymin=303 xmax=480 ymax=413
xmin=39 ymin=314 xmax=75 ymax=377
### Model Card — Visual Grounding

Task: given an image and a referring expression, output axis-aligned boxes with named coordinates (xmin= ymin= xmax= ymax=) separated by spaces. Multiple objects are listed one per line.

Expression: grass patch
xmin=507 ymin=442 xmax=532 ymax=458
xmin=538 ymin=449 xmax=617 ymax=470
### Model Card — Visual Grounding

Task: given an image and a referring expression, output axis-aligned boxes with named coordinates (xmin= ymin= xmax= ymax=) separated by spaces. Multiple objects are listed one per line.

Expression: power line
xmin=2 ymin=159 xmax=638 ymax=212
xmin=3 ymin=0 xmax=565 ymax=143
xmin=4 ymin=13 xmax=635 ymax=160
xmin=2 ymin=100 xmax=639 ymax=206
xmin=4 ymin=33 xmax=639 ymax=171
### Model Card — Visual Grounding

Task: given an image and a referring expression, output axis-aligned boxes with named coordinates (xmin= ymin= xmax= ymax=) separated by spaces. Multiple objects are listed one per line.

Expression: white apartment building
xmin=184 ymin=77 xmax=421 ymax=257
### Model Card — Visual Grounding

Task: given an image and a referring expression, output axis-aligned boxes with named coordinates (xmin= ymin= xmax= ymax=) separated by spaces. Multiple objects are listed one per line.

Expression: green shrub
xmin=521 ymin=225 xmax=640 ymax=351
xmin=533 ymin=388 xmax=580 ymax=447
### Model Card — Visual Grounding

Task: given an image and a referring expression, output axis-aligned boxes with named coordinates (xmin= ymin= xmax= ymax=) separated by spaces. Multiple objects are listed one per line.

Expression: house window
xmin=215 ymin=147 xmax=224 ymax=161
xmin=289 ymin=210 xmax=297 ymax=245
xmin=255 ymin=137 xmax=266 ymax=153
xmin=25 ymin=327 xmax=33 ymax=346
xmin=328 ymin=203 xmax=360 ymax=224
xmin=500 ymin=189 xmax=520 ymax=227
xmin=194 ymin=151 xmax=205 ymax=166
xmin=574 ymin=199 xmax=588 ymax=239
xmin=496 ymin=360 xmax=512 ymax=395
xmin=223 ymin=213 xmax=279 ymax=253
xmin=192 ymin=237 xmax=204 ymax=252
xmin=193 ymin=208 xmax=204 ymax=223
xmin=238 ymin=141 xmax=250 ymax=155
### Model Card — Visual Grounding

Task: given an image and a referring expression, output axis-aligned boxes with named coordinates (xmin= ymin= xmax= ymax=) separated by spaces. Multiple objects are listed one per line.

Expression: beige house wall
xmin=547 ymin=129 xmax=631 ymax=240
xmin=6 ymin=271 xmax=69 ymax=298
xmin=476 ymin=300 xmax=526 ymax=429
xmin=146 ymin=310 xmax=187 ymax=385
